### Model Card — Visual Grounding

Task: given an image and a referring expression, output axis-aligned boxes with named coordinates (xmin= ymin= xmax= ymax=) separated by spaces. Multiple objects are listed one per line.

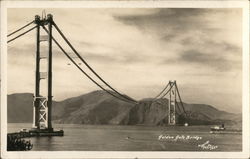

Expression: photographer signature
xmin=198 ymin=140 xmax=218 ymax=150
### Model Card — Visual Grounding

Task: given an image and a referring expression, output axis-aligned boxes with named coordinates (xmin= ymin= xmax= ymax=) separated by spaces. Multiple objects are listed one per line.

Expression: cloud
xmin=113 ymin=9 xmax=213 ymax=39
xmin=82 ymin=52 xmax=118 ymax=62
xmin=114 ymin=8 xmax=242 ymax=72
xmin=113 ymin=8 xmax=241 ymax=33
xmin=83 ymin=51 xmax=149 ymax=64
xmin=180 ymin=37 xmax=241 ymax=55
xmin=179 ymin=50 xmax=241 ymax=71
xmin=161 ymin=39 xmax=242 ymax=72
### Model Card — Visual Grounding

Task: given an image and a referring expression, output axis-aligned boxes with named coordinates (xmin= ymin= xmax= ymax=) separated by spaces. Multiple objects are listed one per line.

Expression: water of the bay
xmin=8 ymin=123 xmax=242 ymax=151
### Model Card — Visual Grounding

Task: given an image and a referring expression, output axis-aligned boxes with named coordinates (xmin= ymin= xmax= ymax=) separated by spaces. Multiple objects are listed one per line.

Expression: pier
xmin=7 ymin=129 xmax=63 ymax=151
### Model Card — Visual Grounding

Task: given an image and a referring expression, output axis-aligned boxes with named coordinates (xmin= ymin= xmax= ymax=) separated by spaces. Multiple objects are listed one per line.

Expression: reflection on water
xmin=8 ymin=123 xmax=242 ymax=151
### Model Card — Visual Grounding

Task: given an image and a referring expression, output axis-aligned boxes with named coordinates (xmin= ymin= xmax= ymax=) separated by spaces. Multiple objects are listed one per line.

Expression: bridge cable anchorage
xmin=154 ymin=83 xmax=170 ymax=99
xmin=52 ymin=22 xmax=138 ymax=104
xmin=7 ymin=25 xmax=37 ymax=43
xmin=41 ymin=26 xmax=137 ymax=105
xmin=175 ymin=82 xmax=187 ymax=115
xmin=7 ymin=20 xmax=34 ymax=37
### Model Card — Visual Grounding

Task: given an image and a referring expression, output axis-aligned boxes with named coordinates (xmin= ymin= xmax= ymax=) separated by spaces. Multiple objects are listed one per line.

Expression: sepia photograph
xmin=1 ymin=1 xmax=249 ymax=158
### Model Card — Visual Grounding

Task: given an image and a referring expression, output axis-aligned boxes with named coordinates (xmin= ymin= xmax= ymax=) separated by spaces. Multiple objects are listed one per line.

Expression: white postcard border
xmin=1 ymin=1 xmax=249 ymax=158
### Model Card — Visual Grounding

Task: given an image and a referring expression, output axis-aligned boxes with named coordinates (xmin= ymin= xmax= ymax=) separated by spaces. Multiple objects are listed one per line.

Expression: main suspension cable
xmin=152 ymin=83 xmax=172 ymax=102
xmin=154 ymin=83 xmax=170 ymax=99
xmin=7 ymin=20 xmax=34 ymax=37
xmin=175 ymin=83 xmax=187 ymax=115
xmin=175 ymin=100 xmax=182 ymax=115
xmin=7 ymin=25 xmax=37 ymax=43
xmin=52 ymin=21 xmax=138 ymax=104
xmin=42 ymin=26 xmax=136 ymax=105
xmin=159 ymin=83 xmax=174 ymax=99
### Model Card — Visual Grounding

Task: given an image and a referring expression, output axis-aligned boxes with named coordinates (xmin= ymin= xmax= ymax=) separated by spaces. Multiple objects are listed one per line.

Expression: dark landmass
xmin=7 ymin=91 xmax=241 ymax=126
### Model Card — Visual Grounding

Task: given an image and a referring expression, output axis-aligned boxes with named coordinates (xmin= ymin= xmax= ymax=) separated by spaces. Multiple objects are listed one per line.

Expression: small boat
xmin=210 ymin=124 xmax=226 ymax=133
xmin=19 ymin=128 xmax=27 ymax=133
xmin=210 ymin=126 xmax=225 ymax=131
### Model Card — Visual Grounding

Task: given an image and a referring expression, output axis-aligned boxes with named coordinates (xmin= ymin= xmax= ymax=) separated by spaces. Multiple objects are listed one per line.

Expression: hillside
xmin=52 ymin=90 xmax=134 ymax=124
xmin=7 ymin=91 xmax=241 ymax=125
xmin=7 ymin=93 xmax=33 ymax=123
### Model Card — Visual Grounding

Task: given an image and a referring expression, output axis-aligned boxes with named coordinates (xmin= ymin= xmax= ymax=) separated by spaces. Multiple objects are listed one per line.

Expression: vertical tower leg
xmin=47 ymin=14 xmax=53 ymax=130
xmin=33 ymin=15 xmax=41 ymax=128
xmin=168 ymin=81 xmax=176 ymax=125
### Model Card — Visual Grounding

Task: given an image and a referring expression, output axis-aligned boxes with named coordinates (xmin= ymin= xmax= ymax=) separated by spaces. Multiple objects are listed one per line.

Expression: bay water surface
xmin=8 ymin=123 xmax=242 ymax=151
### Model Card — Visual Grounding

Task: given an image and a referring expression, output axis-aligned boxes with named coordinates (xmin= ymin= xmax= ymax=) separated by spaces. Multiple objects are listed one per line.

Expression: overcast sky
xmin=7 ymin=8 xmax=242 ymax=113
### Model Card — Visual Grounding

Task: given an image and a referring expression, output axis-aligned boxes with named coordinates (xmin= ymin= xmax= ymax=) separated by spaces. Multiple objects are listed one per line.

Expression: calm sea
xmin=8 ymin=123 xmax=242 ymax=151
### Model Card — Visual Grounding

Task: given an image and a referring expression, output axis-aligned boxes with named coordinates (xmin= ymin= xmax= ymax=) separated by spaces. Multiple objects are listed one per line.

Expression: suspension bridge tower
xmin=153 ymin=80 xmax=187 ymax=125
xmin=30 ymin=14 xmax=63 ymax=136
xmin=168 ymin=80 xmax=176 ymax=125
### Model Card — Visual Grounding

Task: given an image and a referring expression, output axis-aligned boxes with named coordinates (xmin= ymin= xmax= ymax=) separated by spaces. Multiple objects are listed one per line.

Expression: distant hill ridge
xmin=7 ymin=91 xmax=241 ymax=125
